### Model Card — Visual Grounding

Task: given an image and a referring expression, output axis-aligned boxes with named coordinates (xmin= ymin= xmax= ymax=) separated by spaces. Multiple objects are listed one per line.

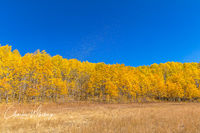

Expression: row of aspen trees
xmin=0 ymin=45 xmax=200 ymax=103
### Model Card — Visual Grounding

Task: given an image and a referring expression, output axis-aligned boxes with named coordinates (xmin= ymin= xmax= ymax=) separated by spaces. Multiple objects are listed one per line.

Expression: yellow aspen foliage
xmin=0 ymin=45 xmax=199 ymax=103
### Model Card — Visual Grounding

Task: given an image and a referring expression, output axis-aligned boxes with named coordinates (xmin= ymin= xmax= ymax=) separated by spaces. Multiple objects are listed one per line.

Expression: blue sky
xmin=0 ymin=0 xmax=200 ymax=66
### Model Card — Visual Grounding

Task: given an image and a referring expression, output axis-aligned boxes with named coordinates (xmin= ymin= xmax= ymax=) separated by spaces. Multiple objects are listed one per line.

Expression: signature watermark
xmin=4 ymin=105 xmax=54 ymax=120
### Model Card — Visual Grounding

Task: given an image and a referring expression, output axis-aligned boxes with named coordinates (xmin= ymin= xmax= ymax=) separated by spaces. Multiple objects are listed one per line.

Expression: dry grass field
xmin=0 ymin=102 xmax=200 ymax=133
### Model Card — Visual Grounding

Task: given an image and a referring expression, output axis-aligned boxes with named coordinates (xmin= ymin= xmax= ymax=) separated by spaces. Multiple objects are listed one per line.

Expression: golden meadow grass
xmin=0 ymin=102 xmax=200 ymax=133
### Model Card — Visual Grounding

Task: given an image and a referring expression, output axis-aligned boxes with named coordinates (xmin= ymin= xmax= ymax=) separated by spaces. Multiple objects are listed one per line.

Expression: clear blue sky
xmin=0 ymin=0 xmax=200 ymax=66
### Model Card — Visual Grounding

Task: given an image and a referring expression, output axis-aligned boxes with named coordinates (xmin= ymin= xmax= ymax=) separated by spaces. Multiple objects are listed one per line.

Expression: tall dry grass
xmin=0 ymin=102 xmax=200 ymax=133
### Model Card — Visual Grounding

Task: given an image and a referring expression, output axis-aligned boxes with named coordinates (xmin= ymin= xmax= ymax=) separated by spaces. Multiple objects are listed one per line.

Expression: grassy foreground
xmin=0 ymin=102 xmax=200 ymax=133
